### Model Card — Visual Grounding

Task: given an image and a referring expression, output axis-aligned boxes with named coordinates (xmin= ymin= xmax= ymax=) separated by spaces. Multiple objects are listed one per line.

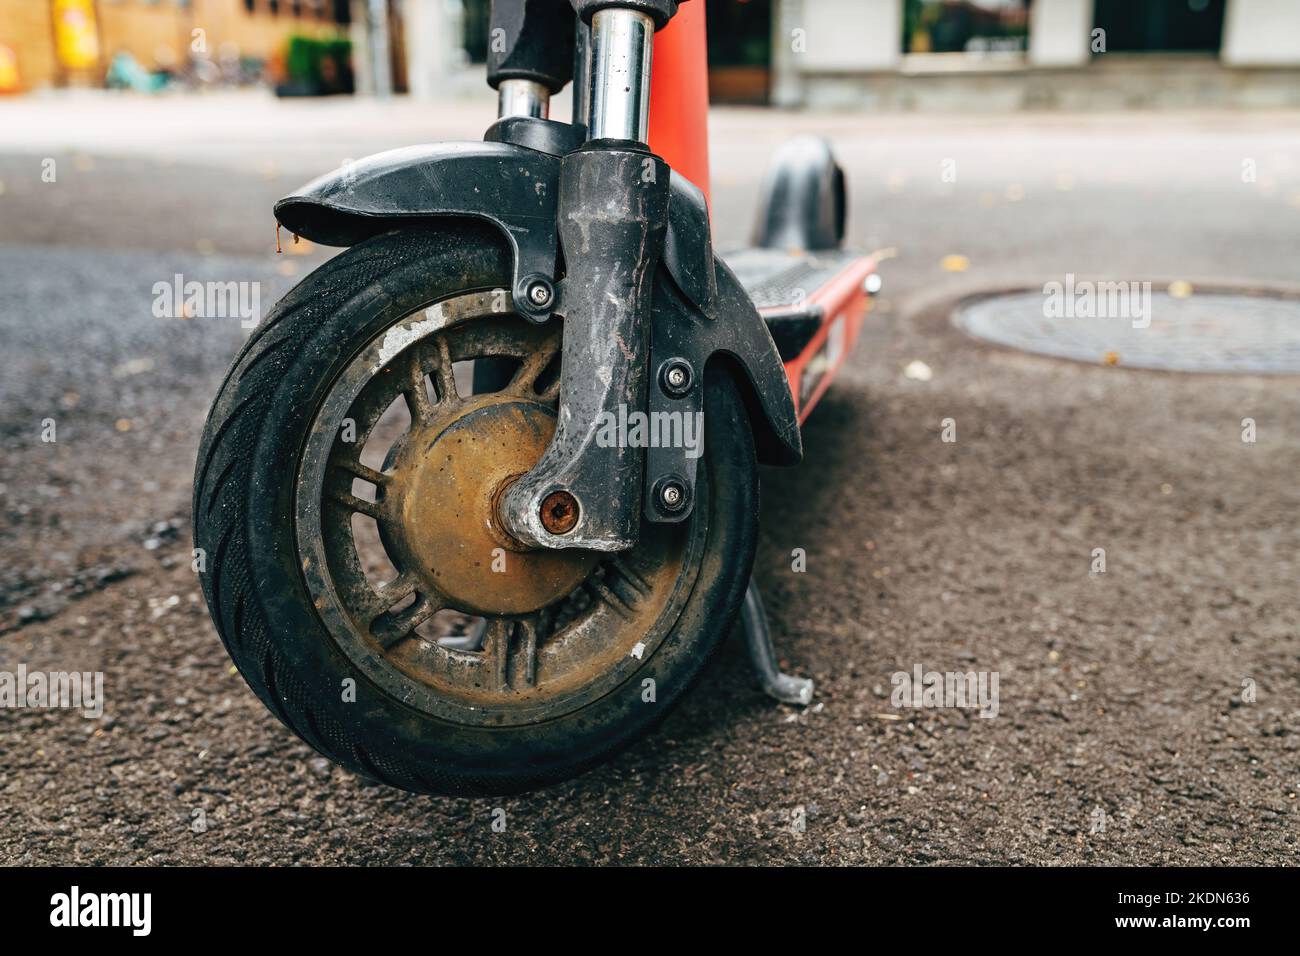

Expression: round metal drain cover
xmin=955 ymin=290 xmax=1300 ymax=374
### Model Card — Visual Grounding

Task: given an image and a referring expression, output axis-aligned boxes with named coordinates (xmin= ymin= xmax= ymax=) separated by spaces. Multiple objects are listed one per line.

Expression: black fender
xmin=273 ymin=137 xmax=800 ymax=474
xmin=275 ymin=141 xmax=563 ymax=314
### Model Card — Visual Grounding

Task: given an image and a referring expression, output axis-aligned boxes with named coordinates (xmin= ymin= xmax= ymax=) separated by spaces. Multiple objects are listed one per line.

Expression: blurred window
xmin=1093 ymin=0 xmax=1225 ymax=53
xmin=706 ymin=0 xmax=771 ymax=68
xmin=903 ymin=0 xmax=1032 ymax=55
xmin=463 ymin=0 xmax=490 ymax=65
xmin=706 ymin=0 xmax=772 ymax=104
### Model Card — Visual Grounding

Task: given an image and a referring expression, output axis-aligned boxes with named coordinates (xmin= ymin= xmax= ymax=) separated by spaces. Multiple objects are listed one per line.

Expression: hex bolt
xmin=539 ymin=489 xmax=579 ymax=535
xmin=658 ymin=358 xmax=694 ymax=398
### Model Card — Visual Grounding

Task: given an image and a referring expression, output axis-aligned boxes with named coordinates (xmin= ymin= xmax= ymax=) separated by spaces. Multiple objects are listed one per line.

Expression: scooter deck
xmin=723 ymin=246 xmax=878 ymax=422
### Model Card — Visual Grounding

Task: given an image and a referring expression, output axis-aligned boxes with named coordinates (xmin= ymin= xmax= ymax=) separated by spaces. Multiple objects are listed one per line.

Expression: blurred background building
xmin=768 ymin=0 xmax=1300 ymax=109
xmin=0 ymin=0 xmax=354 ymax=93
xmin=2 ymin=0 xmax=1298 ymax=109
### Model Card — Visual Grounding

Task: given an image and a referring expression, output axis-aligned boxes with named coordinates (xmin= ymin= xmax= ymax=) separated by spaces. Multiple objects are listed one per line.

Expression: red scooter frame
xmin=648 ymin=5 xmax=879 ymax=426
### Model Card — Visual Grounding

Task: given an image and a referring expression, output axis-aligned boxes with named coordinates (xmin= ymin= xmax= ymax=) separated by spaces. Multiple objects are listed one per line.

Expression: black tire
xmin=193 ymin=224 xmax=758 ymax=796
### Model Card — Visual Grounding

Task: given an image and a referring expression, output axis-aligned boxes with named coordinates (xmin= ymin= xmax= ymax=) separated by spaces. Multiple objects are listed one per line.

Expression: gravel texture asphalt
xmin=0 ymin=98 xmax=1297 ymax=864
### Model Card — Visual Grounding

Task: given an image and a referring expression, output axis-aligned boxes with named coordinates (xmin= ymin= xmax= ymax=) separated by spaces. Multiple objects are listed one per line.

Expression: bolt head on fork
xmin=539 ymin=489 xmax=580 ymax=535
xmin=652 ymin=475 xmax=689 ymax=516
xmin=658 ymin=357 xmax=694 ymax=398
xmin=515 ymin=274 xmax=555 ymax=322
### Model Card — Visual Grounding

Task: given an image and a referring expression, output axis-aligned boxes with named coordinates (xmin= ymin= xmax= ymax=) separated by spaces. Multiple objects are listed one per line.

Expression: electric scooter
xmin=193 ymin=0 xmax=880 ymax=795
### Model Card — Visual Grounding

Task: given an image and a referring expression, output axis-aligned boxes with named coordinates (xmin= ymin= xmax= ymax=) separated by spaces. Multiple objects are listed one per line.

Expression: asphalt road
xmin=0 ymin=94 xmax=1297 ymax=864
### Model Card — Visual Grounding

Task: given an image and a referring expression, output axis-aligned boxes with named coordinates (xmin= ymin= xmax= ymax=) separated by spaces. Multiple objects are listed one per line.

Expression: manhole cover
xmin=954 ymin=289 xmax=1300 ymax=373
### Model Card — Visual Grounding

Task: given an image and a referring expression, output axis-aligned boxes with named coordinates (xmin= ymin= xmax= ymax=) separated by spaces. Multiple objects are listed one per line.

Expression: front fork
xmin=498 ymin=5 xmax=675 ymax=551
xmin=487 ymin=1 xmax=813 ymax=704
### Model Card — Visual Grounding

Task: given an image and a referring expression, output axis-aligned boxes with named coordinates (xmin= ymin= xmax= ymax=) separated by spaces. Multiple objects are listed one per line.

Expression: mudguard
xmin=275 ymin=142 xmax=563 ymax=316
xmin=273 ymin=139 xmax=801 ymax=473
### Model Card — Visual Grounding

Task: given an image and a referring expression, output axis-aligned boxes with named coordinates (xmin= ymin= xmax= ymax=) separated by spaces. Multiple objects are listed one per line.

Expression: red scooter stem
xmin=648 ymin=1 xmax=711 ymax=207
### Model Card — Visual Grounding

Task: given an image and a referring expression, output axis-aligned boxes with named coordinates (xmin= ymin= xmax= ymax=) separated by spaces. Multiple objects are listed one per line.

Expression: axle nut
xmin=539 ymin=489 xmax=580 ymax=535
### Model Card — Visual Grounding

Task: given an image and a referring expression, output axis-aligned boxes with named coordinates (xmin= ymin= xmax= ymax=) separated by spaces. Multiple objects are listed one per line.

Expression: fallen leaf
xmin=904 ymin=359 xmax=933 ymax=381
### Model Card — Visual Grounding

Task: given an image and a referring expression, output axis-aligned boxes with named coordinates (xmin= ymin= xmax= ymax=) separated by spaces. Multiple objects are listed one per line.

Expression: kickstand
xmin=742 ymin=580 xmax=814 ymax=706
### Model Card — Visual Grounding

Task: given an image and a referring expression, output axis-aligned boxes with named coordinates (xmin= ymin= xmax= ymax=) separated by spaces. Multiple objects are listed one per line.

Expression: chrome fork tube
xmin=587 ymin=8 xmax=654 ymax=142
xmin=497 ymin=78 xmax=550 ymax=119
xmin=573 ymin=19 xmax=592 ymax=129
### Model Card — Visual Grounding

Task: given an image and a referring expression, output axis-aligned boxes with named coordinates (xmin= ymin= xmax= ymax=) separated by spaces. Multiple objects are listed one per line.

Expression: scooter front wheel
xmin=192 ymin=224 xmax=758 ymax=795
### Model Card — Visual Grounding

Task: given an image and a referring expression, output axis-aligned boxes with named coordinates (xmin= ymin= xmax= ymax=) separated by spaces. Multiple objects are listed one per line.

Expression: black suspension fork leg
xmin=505 ymin=144 xmax=670 ymax=550
xmin=502 ymin=4 xmax=676 ymax=550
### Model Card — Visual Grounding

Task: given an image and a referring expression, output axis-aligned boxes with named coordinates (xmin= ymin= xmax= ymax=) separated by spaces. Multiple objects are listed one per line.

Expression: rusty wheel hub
xmin=388 ymin=399 xmax=596 ymax=616
xmin=293 ymin=292 xmax=706 ymax=726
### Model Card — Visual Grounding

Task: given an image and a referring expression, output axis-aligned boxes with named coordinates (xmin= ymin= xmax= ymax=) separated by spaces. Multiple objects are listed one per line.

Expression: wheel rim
xmin=294 ymin=291 xmax=709 ymax=727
